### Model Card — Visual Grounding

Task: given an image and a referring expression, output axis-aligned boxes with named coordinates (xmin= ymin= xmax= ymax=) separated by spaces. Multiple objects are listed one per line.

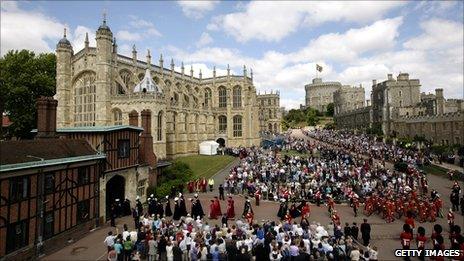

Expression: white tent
xmin=199 ymin=141 xmax=219 ymax=155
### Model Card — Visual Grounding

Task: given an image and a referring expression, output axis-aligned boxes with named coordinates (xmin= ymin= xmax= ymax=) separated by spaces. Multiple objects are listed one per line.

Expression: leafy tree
xmin=0 ymin=50 xmax=56 ymax=139
xmin=304 ymin=107 xmax=320 ymax=126
xmin=325 ymin=103 xmax=334 ymax=117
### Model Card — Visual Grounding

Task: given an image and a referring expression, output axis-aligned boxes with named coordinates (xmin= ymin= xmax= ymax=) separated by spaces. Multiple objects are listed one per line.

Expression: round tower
xmin=95 ymin=15 xmax=113 ymax=125
xmin=55 ymin=28 xmax=73 ymax=127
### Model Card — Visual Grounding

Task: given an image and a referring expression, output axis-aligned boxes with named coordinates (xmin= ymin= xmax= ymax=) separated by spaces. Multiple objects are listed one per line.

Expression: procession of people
xmin=105 ymin=128 xmax=464 ymax=260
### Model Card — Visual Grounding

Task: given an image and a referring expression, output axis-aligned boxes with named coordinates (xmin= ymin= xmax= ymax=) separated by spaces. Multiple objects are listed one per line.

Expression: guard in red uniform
xmin=400 ymin=224 xmax=414 ymax=261
xmin=327 ymin=196 xmax=335 ymax=215
xmin=245 ymin=210 xmax=254 ymax=225
xmin=416 ymin=226 xmax=427 ymax=261
xmin=301 ymin=201 xmax=310 ymax=218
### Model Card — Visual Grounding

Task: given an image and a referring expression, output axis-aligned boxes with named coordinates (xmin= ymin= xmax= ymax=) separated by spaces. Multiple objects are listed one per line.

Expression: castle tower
xmin=436 ymin=88 xmax=444 ymax=115
xmin=95 ymin=15 xmax=113 ymax=125
xmin=55 ymin=28 xmax=73 ymax=127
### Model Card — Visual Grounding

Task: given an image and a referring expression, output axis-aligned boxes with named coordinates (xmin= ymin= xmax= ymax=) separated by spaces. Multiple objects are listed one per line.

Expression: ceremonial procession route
xmin=43 ymin=129 xmax=463 ymax=261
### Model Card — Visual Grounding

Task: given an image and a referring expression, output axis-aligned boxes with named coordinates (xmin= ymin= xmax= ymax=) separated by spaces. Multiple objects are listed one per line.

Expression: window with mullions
xmin=218 ymin=86 xmax=227 ymax=108
xmin=218 ymin=115 xmax=227 ymax=133
xmin=233 ymin=115 xmax=242 ymax=137
xmin=117 ymin=139 xmax=130 ymax=158
xmin=44 ymin=173 xmax=55 ymax=194
xmin=233 ymin=86 xmax=242 ymax=107
xmin=9 ymin=176 xmax=28 ymax=203
xmin=77 ymin=167 xmax=90 ymax=185
xmin=157 ymin=111 xmax=163 ymax=141
xmin=77 ymin=200 xmax=90 ymax=224
xmin=6 ymin=220 xmax=28 ymax=254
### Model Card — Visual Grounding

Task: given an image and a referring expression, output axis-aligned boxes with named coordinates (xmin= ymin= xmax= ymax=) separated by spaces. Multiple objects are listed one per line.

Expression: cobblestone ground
xmin=43 ymin=129 xmax=464 ymax=261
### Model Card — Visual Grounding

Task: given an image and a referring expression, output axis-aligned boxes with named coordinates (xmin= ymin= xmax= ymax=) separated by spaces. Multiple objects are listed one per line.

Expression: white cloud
xmin=1 ymin=2 xmax=64 ymax=55
xmin=71 ymin=26 xmax=96 ymax=51
xmin=403 ymin=19 xmax=462 ymax=51
xmin=127 ymin=15 xmax=162 ymax=37
xmin=292 ymin=17 xmax=403 ymax=63
xmin=0 ymin=2 xmax=97 ymax=55
xmin=208 ymin=1 xmax=404 ymax=42
xmin=177 ymin=1 xmax=219 ymax=19
xmin=116 ymin=30 xmax=142 ymax=41
xmin=196 ymin=32 xmax=213 ymax=47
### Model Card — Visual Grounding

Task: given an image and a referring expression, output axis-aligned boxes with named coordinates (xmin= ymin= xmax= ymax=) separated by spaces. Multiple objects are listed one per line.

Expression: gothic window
xmin=233 ymin=115 xmax=242 ymax=137
xmin=138 ymin=73 xmax=145 ymax=81
xmin=204 ymin=88 xmax=212 ymax=107
xmin=268 ymin=99 xmax=271 ymax=106
xmin=112 ymin=108 xmax=123 ymax=125
xmin=268 ymin=109 xmax=272 ymax=119
xmin=399 ymin=90 xmax=402 ymax=97
xmin=157 ymin=111 xmax=163 ymax=141
xmin=73 ymin=72 xmax=96 ymax=127
xmin=268 ymin=123 xmax=273 ymax=131
xmin=233 ymin=86 xmax=242 ymax=107
xmin=218 ymin=115 xmax=227 ymax=133
xmin=44 ymin=173 xmax=55 ymax=194
xmin=218 ymin=86 xmax=227 ymax=108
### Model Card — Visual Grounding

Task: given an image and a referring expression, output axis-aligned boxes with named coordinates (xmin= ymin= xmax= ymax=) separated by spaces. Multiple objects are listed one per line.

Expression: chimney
xmin=140 ymin=109 xmax=158 ymax=186
xmin=129 ymin=110 xmax=139 ymax=126
xmin=372 ymin=79 xmax=377 ymax=85
xmin=387 ymin=74 xmax=393 ymax=81
xmin=36 ymin=96 xmax=58 ymax=139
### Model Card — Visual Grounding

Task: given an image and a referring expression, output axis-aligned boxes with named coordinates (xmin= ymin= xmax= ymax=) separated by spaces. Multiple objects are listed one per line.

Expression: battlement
xmin=397 ymin=111 xmax=463 ymax=121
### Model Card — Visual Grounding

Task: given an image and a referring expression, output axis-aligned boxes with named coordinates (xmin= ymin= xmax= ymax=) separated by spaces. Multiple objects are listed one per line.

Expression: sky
xmin=1 ymin=1 xmax=463 ymax=109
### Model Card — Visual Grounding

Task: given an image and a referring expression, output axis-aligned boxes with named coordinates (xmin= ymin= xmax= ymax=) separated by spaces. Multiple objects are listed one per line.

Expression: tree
xmin=304 ymin=107 xmax=320 ymax=126
xmin=326 ymin=103 xmax=334 ymax=117
xmin=0 ymin=50 xmax=56 ymax=139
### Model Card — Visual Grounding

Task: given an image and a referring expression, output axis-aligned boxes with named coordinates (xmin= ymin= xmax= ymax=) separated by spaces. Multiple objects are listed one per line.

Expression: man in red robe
xmin=227 ymin=196 xmax=235 ymax=219
xmin=213 ymin=196 xmax=222 ymax=217
xmin=209 ymin=200 xmax=217 ymax=219
xmin=201 ymin=178 xmax=207 ymax=192
xmin=301 ymin=201 xmax=310 ymax=218
xmin=254 ymin=188 xmax=261 ymax=206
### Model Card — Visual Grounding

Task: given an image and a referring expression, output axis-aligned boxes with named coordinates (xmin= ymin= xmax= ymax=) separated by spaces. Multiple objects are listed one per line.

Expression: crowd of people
xmin=104 ymin=212 xmax=379 ymax=261
xmin=103 ymin=128 xmax=464 ymax=260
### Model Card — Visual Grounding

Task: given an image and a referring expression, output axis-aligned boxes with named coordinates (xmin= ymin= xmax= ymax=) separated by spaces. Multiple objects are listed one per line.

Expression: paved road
xmin=44 ymin=131 xmax=464 ymax=260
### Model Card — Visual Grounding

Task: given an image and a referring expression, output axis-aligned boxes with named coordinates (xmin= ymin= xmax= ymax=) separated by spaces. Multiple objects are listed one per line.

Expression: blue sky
xmin=1 ymin=1 xmax=463 ymax=108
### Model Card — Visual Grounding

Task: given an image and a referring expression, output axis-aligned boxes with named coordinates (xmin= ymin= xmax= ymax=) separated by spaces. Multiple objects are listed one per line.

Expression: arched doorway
xmin=106 ymin=175 xmax=125 ymax=220
xmin=216 ymin=138 xmax=225 ymax=147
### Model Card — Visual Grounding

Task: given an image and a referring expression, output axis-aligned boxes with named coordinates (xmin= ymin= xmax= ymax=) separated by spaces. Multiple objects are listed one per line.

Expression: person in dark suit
xmin=351 ymin=222 xmax=359 ymax=240
xmin=361 ymin=219 xmax=371 ymax=246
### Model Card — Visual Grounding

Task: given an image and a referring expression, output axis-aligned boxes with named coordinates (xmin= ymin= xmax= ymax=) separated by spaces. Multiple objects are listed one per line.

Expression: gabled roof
xmin=0 ymin=139 xmax=105 ymax=172
xmin=133 ymin=69 xmax=162 ymax=93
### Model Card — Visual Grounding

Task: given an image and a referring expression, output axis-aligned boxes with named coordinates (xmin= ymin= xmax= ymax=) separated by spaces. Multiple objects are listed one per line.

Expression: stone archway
xmin=216 ymin=138 xmax=226 ymax=147
xmin=106 ymin=175 xmax=125 ymax=219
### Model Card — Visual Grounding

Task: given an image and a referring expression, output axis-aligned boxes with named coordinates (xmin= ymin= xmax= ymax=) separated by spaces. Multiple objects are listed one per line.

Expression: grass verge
xmin=175 ymin=155 xmax=235 ymax=179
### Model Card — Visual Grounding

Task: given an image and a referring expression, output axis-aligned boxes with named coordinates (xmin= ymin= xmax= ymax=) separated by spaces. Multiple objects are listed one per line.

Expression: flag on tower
xmin=316 ymin=64 xmax=323 ymax=72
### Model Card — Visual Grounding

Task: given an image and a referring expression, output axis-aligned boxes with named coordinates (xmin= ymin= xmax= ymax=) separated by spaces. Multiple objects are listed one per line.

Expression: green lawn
xmin=175 ymin=155 xmax=235 ymax=179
